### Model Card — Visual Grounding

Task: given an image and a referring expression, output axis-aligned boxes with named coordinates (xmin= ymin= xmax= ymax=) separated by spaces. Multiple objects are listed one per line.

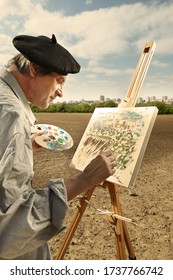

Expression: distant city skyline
xmin=54 ymin=94 xmax=173 ymax=105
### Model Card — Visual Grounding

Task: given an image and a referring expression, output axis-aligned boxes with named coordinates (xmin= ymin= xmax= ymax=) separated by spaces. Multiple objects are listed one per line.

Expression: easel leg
xmin=54 ymin=187 xmax=95 ymax=260
xmin=107 ymin=182 xmax=127 ymax=259
xmin=123 ymin=222 xmax=136 ymax=259
xmin=107 ymin=182 xmax=136 ymax=260
xmin=55 ymin=183 xmax=136 ymax=260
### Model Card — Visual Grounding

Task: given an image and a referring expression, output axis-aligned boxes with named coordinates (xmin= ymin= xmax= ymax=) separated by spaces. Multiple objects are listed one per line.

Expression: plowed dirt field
xmin=32 ymin=113 xmax=173 ymax=260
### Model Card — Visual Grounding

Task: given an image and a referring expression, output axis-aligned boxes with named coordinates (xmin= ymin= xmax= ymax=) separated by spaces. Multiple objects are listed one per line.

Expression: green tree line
xmin=30 ymin=100 xmax=118 ymax=113
xmin=30 ymin=100 xmax=173 ymax=114
xmin=136 ymin=101 xmax=173 ymax=114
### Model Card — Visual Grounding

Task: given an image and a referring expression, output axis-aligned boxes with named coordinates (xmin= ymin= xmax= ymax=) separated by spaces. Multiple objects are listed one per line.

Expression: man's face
xmin=29 ymin=71 xmax=66 ymax=109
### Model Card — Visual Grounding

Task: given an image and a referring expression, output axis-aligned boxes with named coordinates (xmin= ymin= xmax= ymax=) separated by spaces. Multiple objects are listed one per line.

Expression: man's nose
xmin=55 ymin=88 xmax=63 ymax=97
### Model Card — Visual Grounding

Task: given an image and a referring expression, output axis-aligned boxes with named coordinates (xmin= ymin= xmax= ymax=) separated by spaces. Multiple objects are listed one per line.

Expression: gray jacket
xmin=0 ymin=68 xmax=68 ymax=259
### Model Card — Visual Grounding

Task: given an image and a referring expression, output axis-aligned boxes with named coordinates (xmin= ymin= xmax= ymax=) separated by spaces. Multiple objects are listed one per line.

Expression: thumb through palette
xmin=31 ymin=124 xmax=73 ymax=151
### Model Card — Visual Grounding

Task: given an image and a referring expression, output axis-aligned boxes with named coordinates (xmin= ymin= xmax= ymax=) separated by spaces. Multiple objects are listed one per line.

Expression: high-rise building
xmin=162 ymin=96 xmax=168 ymax=101
xmin=150 ymin=96 xmax=156 ymax=101
xmin=137 ymin=97 xmax=143 ymax=103
xmin=100 ymin=95 xmax=105 ymax=102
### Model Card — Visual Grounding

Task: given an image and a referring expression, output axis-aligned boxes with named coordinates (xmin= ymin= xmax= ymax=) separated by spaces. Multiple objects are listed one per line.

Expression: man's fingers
xmin=103 ymin=150 xmax=112 ymax=157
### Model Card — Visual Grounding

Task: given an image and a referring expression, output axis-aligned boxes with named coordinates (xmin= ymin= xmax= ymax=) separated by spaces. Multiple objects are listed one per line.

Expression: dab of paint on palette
xmin=31 ymin=124 xmax=73 ymax=151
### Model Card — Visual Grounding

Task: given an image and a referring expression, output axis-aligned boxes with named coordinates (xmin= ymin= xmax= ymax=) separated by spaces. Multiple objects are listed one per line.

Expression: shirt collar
xmin=0 ymin=67 xmax=35 ymax=125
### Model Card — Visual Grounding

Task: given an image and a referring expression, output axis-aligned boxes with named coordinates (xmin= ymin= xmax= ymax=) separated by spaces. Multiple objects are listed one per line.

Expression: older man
xmin=0 ymin=34 xmax=116 ymax=259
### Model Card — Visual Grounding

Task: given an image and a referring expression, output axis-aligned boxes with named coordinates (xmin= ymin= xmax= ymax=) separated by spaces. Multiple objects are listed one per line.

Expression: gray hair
xmin=6 ymin=53 xmax=52 ymax=76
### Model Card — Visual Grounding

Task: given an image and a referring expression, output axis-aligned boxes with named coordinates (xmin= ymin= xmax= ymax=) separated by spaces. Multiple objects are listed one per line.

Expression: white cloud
xmin=84 ymin=66 xmax=134 ymax=77
xmin=0 ymin=0 xmax=172 ymax=100
xmin=140 ymin=73 xmax=173 ymax=99
xmin=85 ymin=0 xmax=92 ymax=5
xmin=152 ymin=60 xmax=169 ymax=68
xmin=0 ymin=1 xmax=173 ymax=58
xmin=0 ymin=34 xmax=13 ymax=53
xmin=0 ymin=0 xmax=33 ymax=18
xmin=19 ymin=1 xmax=173 ymax=60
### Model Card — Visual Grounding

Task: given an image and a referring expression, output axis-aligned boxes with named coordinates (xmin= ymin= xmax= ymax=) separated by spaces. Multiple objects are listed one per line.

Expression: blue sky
xmin=0 ymin=0 xmax=172 ymax=102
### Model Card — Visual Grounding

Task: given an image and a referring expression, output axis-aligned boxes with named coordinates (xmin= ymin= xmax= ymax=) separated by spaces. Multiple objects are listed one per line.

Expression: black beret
xmin=12 ymin=34 xmax=81 ymax=75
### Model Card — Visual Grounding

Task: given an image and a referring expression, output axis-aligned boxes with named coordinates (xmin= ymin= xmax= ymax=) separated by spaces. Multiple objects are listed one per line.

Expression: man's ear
xmin=29 ymin=62 xmax=38 ymax=77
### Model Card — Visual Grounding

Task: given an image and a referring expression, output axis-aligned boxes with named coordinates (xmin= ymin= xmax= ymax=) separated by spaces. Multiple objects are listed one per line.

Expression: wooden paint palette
xmin=31 ymin=124 xmax=73 ymax=151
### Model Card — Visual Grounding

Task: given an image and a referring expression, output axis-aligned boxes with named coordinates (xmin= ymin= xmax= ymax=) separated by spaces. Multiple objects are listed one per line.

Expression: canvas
xmin=71 ymin=106 xmax=158 ymax=187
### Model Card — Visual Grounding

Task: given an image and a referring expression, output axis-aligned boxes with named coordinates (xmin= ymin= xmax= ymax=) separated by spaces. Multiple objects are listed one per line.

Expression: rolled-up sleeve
xmin=0 ymin=179 xmax=68 ymax=259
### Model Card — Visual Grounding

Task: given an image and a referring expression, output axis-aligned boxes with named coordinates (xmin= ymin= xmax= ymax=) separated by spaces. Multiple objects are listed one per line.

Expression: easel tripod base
xmin=55 ymin=182 xmax=136 ymax=260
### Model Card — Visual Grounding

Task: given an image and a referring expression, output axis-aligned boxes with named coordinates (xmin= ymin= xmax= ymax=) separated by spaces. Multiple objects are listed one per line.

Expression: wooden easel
xmin=55 ymin=41 xmax=156 ymax=260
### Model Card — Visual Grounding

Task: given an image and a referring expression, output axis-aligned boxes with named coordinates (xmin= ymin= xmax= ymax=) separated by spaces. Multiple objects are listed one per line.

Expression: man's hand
xmin=31 ymin=132 xmax=43 ymax=151
xmin=65 ymin=151 xmax=117 ymax=201
xmin=82 ymin=151 xmax=117 ymax=187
